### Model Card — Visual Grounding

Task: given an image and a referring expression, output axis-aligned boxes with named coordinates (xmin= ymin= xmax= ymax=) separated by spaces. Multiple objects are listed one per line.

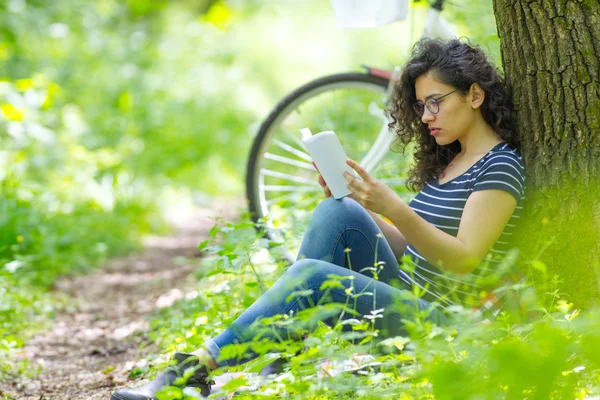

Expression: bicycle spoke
xmin=276 ymin=127 xmax=308 ymax=152
xmin=271 ymin=139 xmax=312 ymax=162
xmin=264 ymin=126 xmax=304 ymax=166
xmin=262 ymin=185 xmax=321 ymax=192
xmin=264 ymin=153 xmax=314 ymax=170
xmin=261 ymin=168 xmax=318 ymax=185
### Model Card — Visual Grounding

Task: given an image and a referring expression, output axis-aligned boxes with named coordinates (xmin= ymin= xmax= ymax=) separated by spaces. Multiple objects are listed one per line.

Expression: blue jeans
xmin=203 ymin=198 xmax=445 ymax=367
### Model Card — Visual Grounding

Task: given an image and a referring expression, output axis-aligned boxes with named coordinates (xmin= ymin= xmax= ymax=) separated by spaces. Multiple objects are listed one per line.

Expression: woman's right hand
xmin=313 ymin=162 xmax=332 ymax=198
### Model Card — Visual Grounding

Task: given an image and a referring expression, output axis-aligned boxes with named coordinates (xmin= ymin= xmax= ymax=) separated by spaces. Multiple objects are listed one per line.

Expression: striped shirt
xmin=398 ymin=142 xmax=526 ymax=312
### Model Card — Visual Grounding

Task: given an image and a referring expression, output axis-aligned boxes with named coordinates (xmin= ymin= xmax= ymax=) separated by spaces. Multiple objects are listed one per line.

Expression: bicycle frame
xmin=357 ymin=66 xmax=399 ymax=173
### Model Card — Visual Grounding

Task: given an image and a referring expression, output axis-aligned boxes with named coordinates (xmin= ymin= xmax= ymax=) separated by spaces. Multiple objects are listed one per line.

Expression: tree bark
xmin=492 ymin=0 xmax=600 ymax=309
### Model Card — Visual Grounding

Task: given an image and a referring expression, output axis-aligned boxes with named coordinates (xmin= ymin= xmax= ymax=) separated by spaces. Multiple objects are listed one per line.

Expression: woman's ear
xmin=470 ymin=83 xmax=485 ymax=109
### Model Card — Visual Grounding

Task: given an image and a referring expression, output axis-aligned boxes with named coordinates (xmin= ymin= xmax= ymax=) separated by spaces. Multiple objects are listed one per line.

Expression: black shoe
xmin=259 ymin=357 xmax=288 ymax=377
xmin=111 ymin=352 xmax=212 ymax=400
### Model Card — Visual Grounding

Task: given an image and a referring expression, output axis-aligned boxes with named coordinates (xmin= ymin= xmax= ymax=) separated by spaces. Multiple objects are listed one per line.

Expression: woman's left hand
xmin=343 ymin=159 xmax=403 ymax=216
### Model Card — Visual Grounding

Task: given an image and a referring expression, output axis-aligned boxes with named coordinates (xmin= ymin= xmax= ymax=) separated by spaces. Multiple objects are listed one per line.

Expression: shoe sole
xmin=110 ymin=393 xmax=152 ymax=400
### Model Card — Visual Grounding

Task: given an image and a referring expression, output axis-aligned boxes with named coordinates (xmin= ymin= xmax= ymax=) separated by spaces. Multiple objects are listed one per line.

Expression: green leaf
xmin=155 ymin=385 xmax=183 ymax=400
xmin=209 ymin=224 xmax=219 ymax=239
xmin=531 ymin=260 xmax=547 ymax=276
xmin=128 ymin=368 xmax=144 ymax=378
xmin=197 ymin=240 xmax=210 ymax=251
xmin=205 ymin=267 xmax=223 ymax=278
xmin=102 ymin=365 xmax=115 ymax=374
xmin=221 ymin=375 xmax=248 ymax=391
xmin=286 ymin=289 xmax=314 ymax=303
xmin=320 ymin=280 xmax=344 ymax=291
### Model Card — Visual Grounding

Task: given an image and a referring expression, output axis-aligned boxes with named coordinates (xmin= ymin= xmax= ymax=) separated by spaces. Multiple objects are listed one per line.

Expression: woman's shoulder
xmin=469 ymin=142 xmax=526 ymax=201
xmin=481 ymin=142 xmax=525 ymax=171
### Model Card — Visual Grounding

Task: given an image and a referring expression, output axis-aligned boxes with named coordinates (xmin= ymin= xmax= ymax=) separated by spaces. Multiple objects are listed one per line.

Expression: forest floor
xmin=0 ymin=199 xmax=242 ymax=400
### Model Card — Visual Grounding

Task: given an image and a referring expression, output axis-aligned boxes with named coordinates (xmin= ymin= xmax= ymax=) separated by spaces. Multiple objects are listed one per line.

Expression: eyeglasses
xmin=413 ymin=89 xmax=458 ymax=117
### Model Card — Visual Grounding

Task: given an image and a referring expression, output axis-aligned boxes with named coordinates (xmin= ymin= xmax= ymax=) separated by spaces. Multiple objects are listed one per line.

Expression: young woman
xmin=111 ymin=38 xmax=525 ymax=400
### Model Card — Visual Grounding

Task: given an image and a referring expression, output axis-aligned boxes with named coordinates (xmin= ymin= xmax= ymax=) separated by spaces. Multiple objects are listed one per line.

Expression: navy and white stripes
xmin=399 ymin=142 xmax=526 ymax=310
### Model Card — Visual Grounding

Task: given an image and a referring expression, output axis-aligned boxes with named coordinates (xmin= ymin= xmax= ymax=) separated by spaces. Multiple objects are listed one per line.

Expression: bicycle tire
xmin=246 ymin=72 xmax=396 ymax=249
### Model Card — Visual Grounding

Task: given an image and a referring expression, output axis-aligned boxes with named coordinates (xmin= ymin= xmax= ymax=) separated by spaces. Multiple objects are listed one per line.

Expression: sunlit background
xmin=0 ymin=0 xmax=499 ymax=285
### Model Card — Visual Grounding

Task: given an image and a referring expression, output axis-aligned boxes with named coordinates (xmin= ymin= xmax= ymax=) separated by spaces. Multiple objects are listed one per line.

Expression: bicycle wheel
xmin=246 ymin=73 xmax=412 ymax=255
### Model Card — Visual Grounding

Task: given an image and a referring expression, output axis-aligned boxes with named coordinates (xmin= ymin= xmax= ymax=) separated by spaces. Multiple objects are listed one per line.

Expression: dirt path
xmin=1 ymin=201 xmax=241 ymax=400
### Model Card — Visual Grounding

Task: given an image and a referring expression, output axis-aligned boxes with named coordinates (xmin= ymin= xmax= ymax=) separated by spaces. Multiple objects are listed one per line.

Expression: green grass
xmin=138 ymin=216 xmax=600 ymax=399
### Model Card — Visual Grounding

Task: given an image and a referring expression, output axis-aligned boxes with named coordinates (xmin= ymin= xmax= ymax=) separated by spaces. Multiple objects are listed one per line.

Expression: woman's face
xmin=414 ymin=72 xmax=476 ymax=146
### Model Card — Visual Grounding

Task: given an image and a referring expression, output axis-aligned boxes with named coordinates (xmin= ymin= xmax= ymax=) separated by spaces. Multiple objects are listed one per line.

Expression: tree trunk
xmin=492 ymin=0 xmax=600 ymax=309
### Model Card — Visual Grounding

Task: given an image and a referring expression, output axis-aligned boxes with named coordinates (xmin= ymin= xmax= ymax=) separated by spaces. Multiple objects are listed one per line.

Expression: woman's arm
xmin=343 ymin=160 xmax=518 ymax=275
xmin=385 ymin=189 xmax=516 ymax=274
xmin=366 ymin=210 xmax=409 ymax=260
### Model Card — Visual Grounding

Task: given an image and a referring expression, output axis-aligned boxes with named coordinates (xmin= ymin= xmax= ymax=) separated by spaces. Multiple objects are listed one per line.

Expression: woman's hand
xmin=343 ymin=159 xmax=403 ymax=216
xmin=313 ymin=162 xmax=332 ymax=198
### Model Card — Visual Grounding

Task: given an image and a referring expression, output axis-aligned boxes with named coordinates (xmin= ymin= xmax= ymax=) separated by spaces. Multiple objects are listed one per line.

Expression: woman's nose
xmin=421 ymin=108 xmax=435 ymax=124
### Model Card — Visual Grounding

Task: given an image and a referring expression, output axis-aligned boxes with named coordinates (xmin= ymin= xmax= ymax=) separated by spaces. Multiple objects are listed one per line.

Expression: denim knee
xmin=311 ymin=197 xmax=371 ymax=229
xmin=287 ymin=258 xmax=327 ymax=279
xmin=286 ymin=258 xmax=340 ymax=288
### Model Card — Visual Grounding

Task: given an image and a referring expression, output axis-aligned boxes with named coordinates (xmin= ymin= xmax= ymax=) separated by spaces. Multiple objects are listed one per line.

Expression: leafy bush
xmin=0 ymin=74 xmax=159 ymax=378
xmin=0 ymin=0 xmax=257 ymax=369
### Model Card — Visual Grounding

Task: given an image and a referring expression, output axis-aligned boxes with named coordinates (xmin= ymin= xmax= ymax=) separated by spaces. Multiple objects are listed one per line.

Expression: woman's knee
xmin=289 ymin=258 xmax=326 ymax=276
xmin=287 ymin=259 xmax=337 ymax=284
xmin=311 ymin=197 xmax=371 ymax=228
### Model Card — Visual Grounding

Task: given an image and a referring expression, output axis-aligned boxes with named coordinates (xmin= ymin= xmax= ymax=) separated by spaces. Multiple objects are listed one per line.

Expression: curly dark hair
xmin=387 ymin=38 xmax=519 ymax=192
